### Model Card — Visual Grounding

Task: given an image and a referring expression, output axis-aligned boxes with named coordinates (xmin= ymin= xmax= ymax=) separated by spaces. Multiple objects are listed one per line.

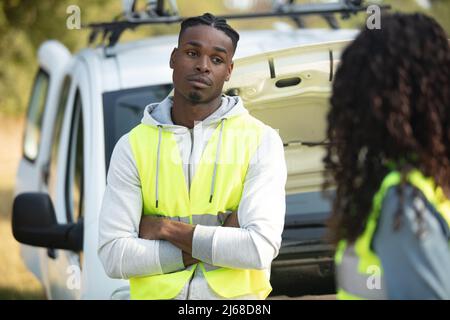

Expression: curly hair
xmin=323 ymin=13 xmax=450 ymax=245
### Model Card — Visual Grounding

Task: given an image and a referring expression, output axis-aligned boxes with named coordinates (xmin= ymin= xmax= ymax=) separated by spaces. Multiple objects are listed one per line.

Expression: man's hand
xmin=139 ymin=215 xmax=195 ymax=254
xmin=182 ymin=252 xmax=199 ymax=267
xmin=139 ymin=215 xmax=166 ymax=240
xmin=139 ymin=216 xmax=199 ymax=267
xmin=222 ymin=211 xmax=240 ymax=228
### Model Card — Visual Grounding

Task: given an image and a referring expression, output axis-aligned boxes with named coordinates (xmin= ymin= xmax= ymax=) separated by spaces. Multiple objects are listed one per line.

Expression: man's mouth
xmin=187 ymin=75 xmax=212 ymax=89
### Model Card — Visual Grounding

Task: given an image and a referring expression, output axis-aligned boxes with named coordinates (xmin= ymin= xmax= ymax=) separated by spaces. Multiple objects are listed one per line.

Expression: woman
xmin=324 ymin=13 xmax=450 ymax=299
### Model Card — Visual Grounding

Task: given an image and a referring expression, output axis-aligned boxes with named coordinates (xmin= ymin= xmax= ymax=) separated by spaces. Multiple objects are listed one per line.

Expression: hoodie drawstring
xmin=155 ymin=119 xmax=226 ymax=208
xmin=155 ymin=125 xmax=163 ymax=208
xmin=209 ymin=119 xmax=226 ymax=203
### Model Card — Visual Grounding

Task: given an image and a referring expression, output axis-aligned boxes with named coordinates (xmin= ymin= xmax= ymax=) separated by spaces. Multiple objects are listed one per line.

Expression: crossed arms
xmin=98 ymin=129 xmax=286 ymax=279
xmin=138 ymin=212 xmax=239 ymax=267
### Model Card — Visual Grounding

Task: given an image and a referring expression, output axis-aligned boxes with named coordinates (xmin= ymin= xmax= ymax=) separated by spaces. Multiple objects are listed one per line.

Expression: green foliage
xmin=0 ymin=0 xmax=449 ymax=117
xmin=0 ymin=0 xmax=116 ymax=116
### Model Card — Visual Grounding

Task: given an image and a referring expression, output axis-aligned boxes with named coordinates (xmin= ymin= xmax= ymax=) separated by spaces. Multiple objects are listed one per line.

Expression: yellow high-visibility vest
xmin=335 ymin=169 xmax=450 ymax=299
xmin=128 ymin=113 xmax=272 ymax=299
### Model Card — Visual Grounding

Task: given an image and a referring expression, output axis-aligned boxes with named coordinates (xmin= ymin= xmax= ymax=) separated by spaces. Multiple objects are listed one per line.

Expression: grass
xmin=0 ymin=115 xmax=46 ymax=300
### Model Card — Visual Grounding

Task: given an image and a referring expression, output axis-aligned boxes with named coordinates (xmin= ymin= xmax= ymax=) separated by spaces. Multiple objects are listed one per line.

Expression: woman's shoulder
xmin=380 ymin=184 xmax=450 ymax=238
xmin=373 ymin=184 xmax=450 ymax=299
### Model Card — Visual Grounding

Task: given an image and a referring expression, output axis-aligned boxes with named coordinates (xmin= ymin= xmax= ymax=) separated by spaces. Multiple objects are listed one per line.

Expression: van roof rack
xmin=86 ymin=0 xmax=390 ymax=48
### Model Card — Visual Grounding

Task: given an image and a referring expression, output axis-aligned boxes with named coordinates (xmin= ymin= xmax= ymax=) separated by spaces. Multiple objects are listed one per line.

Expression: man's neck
xmin=171 ymin=94 xmax=222 ymax=129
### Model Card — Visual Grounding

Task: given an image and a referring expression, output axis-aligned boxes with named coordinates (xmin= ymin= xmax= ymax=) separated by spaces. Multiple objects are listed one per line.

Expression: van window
xmin=23 ymin=69 xmax=50 ymax=161
xmin=48 ymin=75 xmax=71 ymax=196
xmin=102 ymin=84 xmax=172 ymax=171
xmin=66 ymin=90 xmax=84 ymax=223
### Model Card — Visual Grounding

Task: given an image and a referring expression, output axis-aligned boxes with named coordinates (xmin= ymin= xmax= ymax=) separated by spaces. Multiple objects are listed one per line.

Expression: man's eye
xmin=212 ymin=57 xmax=224 ymax=64
xmin=187 ymin=51 xmax=197 ymax=57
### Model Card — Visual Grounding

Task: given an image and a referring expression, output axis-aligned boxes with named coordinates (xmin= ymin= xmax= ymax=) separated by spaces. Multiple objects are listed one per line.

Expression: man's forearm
xmin=139 ymin=216 xmax=196 ymax=267
xmin=160 ymin=220 xmax=200 ymax=267
xmin=160 ymin=219 xmax=196 ymax=254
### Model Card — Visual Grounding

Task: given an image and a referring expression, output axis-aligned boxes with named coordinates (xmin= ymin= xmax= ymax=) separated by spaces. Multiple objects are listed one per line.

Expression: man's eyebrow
xmin=185 ymin=41 xmax=228 ymax=55
xmin=213 ymin=46 xmax=228 ymax=55
xmin=186 ymin=40 xmax=202 ymax=48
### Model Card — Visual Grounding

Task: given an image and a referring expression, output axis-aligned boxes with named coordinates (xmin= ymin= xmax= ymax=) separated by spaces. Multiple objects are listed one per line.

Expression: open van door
xmin=224 ymin=40 xmax=350 ymax=192
xmin=223 ymin=40 xmax=351 ymax=292
xmin=15 ymin=41 xmax=71 ymax=288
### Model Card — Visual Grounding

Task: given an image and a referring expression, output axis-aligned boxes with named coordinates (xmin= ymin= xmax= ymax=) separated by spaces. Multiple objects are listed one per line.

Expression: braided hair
xmin=179 ymin=13 xmax=240 ymax=52
xmin=323 ymin=13 xmax=450 ymax=245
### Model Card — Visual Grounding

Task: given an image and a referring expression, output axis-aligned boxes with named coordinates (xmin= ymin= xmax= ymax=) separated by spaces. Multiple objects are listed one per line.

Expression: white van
xmin=11 ymin=2 xmax=361 ymax=299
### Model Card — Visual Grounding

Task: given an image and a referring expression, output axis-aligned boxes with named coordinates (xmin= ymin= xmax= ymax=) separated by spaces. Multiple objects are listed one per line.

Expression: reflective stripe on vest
xmin=335 ymin=169 xmax=450 ymax=300
xmin=128 ymin=113 xmax=272 ymax=300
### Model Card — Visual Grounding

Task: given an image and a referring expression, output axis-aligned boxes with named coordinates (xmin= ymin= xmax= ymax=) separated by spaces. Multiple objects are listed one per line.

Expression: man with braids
xmin=324 ymin=13 xmax=450 ymax=299
xmin=98 ymin=13 xmax=287 ymax=299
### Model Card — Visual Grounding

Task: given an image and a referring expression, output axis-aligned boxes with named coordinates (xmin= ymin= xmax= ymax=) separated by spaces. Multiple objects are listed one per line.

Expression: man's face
xmin=170 ymin=24 xmax=235 ymax=104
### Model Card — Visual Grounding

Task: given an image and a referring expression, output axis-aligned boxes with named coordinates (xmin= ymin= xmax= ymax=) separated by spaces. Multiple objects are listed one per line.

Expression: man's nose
xmin=195 ymin=55 xmax=210 ymax=73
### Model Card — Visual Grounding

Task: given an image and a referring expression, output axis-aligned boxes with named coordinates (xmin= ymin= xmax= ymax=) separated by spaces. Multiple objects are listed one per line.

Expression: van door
xmin=44 ymin=59 xmax=89 ymax=299
xmin=223 ymin=40 xmax=350 ymax=194
xmin=15 ymin=41 xmax=71 ymax=286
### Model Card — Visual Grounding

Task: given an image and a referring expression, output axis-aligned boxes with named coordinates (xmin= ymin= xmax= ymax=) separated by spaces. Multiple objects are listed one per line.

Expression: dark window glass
xmin=66 ymin=91 xmax=84 ymax=223
xmin=102 ymin=84 xmax=172 ymax=171
xmin=23 ymin=69 xmax=50 ymax=161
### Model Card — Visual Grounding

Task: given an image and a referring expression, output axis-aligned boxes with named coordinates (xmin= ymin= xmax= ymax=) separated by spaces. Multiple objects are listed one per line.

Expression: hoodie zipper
xmin=144 ymin=97 xmax=240 ymax=299
xmin=186 ymin=127 xmax=195 ymax=300
xmin=188 ymin=128 xmax=194 ymax=193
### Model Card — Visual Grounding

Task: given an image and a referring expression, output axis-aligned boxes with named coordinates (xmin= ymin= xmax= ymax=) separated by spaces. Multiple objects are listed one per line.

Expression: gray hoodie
xmin=98 ymin=95 xmax=287 ymax=299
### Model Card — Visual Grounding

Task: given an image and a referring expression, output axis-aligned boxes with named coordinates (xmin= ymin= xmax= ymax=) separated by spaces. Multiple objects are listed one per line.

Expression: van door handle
xmin=41 ymin=163 xmax=50 ymax=185
xmin=47 ymin=248 xmax=57 ymax=259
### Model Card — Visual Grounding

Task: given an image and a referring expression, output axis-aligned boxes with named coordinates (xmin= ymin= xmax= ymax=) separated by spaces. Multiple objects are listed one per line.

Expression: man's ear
xmin=169 ymin=48 xmax=177 ymax=69
xmin=225 ymin=61 xmax=234 ymax=81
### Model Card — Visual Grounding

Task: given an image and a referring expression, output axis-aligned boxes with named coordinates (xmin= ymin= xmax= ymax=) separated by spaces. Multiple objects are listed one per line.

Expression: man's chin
xmin=188 ymin=91 xmax=203 ymax=103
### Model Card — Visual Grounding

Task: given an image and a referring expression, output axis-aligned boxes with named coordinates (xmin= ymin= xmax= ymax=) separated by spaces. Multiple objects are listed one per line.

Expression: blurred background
xmin=0 ymin=0 xmax=449 ymax=299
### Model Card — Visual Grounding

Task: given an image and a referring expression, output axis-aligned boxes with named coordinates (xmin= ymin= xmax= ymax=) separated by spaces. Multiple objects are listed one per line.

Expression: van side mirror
xmin=12 ymin=193 xmax=83 ymax=252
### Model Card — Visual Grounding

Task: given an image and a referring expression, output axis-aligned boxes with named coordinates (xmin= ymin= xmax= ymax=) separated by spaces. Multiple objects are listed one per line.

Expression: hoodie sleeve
xmin=97 ymin=134 xmax=185 ymax=279
xmin=192 ymin=127 xmax=287 ymax=270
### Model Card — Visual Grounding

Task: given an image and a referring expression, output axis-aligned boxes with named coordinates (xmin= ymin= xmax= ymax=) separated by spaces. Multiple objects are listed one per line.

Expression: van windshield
xmin=102 ymin=84 xmax=172 ymax=171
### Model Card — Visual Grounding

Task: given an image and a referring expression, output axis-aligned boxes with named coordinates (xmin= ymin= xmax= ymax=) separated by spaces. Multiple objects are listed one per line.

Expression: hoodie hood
xmin=141 ymin=94 xmax=248 ymax=132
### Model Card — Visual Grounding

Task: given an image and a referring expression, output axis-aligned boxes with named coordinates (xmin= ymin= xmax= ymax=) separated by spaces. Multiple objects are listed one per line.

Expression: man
xmin=98 ymin=13 xmax=287 ymax=300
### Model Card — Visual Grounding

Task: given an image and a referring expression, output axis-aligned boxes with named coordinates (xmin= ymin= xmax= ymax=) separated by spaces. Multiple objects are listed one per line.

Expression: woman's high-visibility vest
xmin=335 ymin=169 xmax=450 ymax=299
xmin=128 ymin=113 xmax=272 ymax=300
